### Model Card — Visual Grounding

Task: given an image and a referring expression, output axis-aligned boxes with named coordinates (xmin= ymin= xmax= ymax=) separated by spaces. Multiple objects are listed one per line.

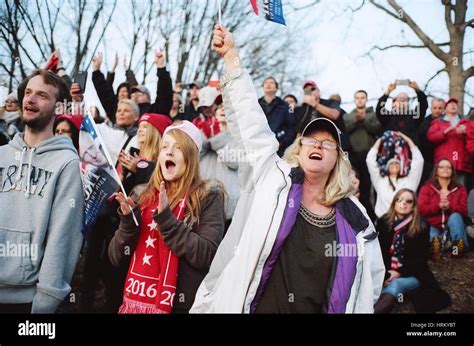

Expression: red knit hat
xmin=138 ymin=113 xmax=172 ymax=135
xmin=56 ymin=114 xmax=83 ymax=130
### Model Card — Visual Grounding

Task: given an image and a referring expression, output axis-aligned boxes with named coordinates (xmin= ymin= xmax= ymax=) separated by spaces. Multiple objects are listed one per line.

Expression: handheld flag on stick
xmin=218 ymin=0 xmax=222 ymax=25
xmin=79 ymin=112 xmax=138 ymax=234
xmin=250 ymin=0 xmax=286 ymax=25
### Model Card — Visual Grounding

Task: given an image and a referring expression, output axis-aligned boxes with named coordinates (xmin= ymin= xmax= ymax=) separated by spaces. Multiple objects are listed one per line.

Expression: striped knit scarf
xmin=376 ymin=130 xmax=412 ymax=178
xmin=118 ymin=193 xmax=187 ymax=314
xmin=389 ymin=215 xmax=412 ymax=271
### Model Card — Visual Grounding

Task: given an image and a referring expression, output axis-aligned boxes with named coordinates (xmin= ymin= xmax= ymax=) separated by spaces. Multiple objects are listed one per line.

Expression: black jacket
xmin=184 ymin=102 xmax=200 ymax=122
xmin=137 ymin=67 xmax=173 ymax=117
xmin=376 ymin=91 xmax=428 ymax=145
xmin=258 ymin=96 xmax=296 ymax=156
xmin=377 ymin=216 xmax=451 ymax=313
xmin=92 ymin=69 xmax=136 ymax=122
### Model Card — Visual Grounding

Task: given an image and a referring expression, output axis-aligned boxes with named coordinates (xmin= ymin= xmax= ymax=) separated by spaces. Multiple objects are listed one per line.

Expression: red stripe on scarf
xmin=118 ymin=193 xmax=186 ymax=314
xmin=389 ymin=215 xmax=412 ymax=271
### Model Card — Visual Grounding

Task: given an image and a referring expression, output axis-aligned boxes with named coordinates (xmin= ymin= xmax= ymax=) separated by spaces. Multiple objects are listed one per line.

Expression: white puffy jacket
xmin=190 ymin=68 xmax=384 ymax=313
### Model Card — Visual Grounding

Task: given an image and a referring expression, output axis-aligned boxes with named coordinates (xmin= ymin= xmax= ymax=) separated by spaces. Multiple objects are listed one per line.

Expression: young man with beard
xmin=0 ymin=69 xmax=84 ymax=313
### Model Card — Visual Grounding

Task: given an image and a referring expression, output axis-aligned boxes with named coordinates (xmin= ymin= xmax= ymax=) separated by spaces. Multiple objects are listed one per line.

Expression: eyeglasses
xmin=396 ymin=197 xmax=414 ymax=205
xmin=300 ymin=137 xmax=338 ymax=150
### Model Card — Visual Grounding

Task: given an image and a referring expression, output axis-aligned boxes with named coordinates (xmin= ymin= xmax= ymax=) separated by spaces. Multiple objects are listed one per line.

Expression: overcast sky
xmin=287 ymin=0 xmax=473 ymax=111
xmin=2 ymin=0 xmax=473 ymax=115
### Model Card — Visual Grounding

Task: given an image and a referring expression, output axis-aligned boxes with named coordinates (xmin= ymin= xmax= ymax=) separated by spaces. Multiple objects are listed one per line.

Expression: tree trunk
xmin=447 ymin=12 xmax=465 ymax=114
xmin=447 ymin=65 xmax=465 ymax=114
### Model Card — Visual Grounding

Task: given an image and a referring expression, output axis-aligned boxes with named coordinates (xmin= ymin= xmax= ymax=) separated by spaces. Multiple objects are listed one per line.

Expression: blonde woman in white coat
xmin=190 ymin=25 xmax=385 ymax=314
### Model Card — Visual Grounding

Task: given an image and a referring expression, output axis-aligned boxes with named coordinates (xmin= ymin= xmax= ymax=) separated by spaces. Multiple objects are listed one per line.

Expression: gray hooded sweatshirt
xmin=0 ymin=133 xmax=84 ymax=313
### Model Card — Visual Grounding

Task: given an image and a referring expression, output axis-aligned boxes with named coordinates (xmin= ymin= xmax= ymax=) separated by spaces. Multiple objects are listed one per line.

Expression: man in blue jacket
xmin=258 ymin=77 xmax=296 ymax=157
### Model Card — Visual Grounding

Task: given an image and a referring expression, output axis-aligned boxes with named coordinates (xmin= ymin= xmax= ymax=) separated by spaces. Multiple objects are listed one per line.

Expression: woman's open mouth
xmin=165 ymin=159 xmax=176 ymax=171
xmin=309 ymin=152 xmax=323 ymax=160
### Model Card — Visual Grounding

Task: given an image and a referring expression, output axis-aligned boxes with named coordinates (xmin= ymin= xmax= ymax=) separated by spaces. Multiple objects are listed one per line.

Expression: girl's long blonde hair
xmin=139 ymin=129 xmax=216 ymax=224
xmin=139 ymin=123 xmax=162 ymax=161
xmin=283 ymin=135 xmax=354 ymax=206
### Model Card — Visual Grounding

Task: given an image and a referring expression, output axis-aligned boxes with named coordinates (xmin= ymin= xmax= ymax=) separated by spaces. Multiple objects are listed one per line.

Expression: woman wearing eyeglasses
xmin=190 ymin=25 xmax=385 ymax=314
xmin=418 ymin=159 xmax=468 ymax=259
xmin=375 ymin=188 xmax=451 ymax=313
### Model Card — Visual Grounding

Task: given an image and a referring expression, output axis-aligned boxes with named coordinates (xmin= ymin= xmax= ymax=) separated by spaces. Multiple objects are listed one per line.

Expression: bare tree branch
xmin=287 ymin=0 xmax=320 ymax=12
xmin=16 ymin=2 xmax=48 ymax=61
xmin=370 ymin=0 xmax=473 ymax=113
xmin=368 ymin=1 xmax=400 ymax=20
xmin=423 ymin=67 xmax=447 ymax=90
xmin=442 ymin=0 xmax=454 ymax=33
xmin=370 ymin=0 xmax=449 ymax=63
xmin=463 ymin=18 xmax=474 ymax=30
xmin=83 ymin=0 xmax=118 ymax=72
xmin=370 ymin=42 xmax=450 ymax=51
xmin=463 ymin=66 xmax=474 ymax=79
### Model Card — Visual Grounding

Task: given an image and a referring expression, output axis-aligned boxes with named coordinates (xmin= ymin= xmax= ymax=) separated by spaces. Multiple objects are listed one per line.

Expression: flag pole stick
xmin=218 ymin=0 xmax=222 ymax=25
xmin=86 ymin=112 xmax=139 ymax=226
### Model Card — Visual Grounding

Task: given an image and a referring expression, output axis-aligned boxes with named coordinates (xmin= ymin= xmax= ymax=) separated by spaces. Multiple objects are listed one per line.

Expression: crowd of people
xmin=0 ymin=25 xmax=473 ymax=315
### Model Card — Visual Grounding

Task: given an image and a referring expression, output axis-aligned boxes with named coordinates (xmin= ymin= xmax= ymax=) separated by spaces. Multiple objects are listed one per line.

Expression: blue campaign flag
xmin=79 ymin=116 xmax=120 ymax=234
xmin=250 ymin=0 xmax=286 ymax=25
xmin=80 ymin=164 xmax=119 ymax=235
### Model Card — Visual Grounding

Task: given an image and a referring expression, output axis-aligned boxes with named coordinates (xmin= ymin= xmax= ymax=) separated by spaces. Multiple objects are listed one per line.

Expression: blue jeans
xmin=430 ymin=212 xmax=468 ymax=244
xmin=382 ymin=276 xmax=420 ymax=298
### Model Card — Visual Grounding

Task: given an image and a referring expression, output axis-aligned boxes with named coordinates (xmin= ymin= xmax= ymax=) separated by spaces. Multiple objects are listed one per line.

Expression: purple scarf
xmin=250 ymin=184 xmax=359 ymax=313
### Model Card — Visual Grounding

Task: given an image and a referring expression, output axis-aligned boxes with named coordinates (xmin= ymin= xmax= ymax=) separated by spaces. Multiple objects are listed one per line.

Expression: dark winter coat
xmin=376 ymin=91 xmax=428 ymax=145
xmin=377 ymin=217 xmax=451 ymax=313
xmin=258 ymin=96 xmax=296 ymax=156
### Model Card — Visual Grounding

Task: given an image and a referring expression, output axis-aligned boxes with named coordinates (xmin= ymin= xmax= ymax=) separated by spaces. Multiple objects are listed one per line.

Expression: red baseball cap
xmin=444 ymin=98 xmax=459 ymax=108
xmin=138 ymin=113 xmax=173 ymax=135
xmin=56 ymin=114 xmax=83 ymax=131
xmin=303 ymin=80 xmax=318 ymax=89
